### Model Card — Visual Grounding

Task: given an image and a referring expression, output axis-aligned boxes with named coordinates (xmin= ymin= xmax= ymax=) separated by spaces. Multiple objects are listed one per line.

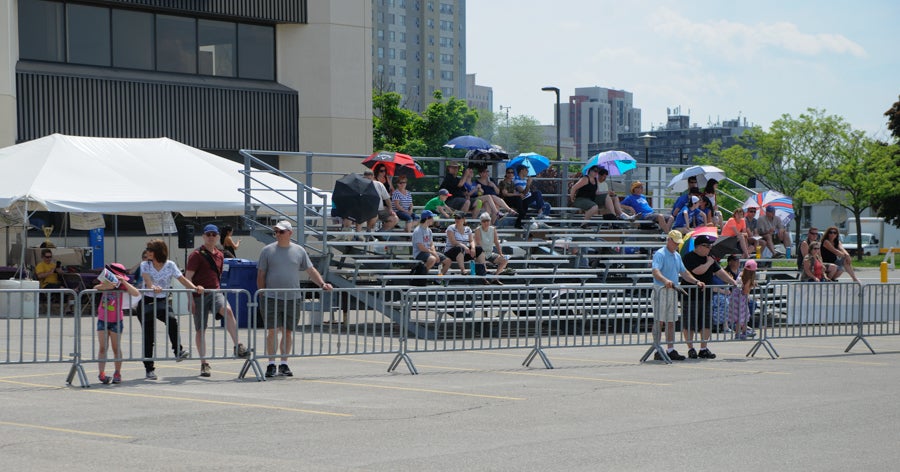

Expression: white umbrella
xmin=667 ymin=165 xmax=726 ymax=192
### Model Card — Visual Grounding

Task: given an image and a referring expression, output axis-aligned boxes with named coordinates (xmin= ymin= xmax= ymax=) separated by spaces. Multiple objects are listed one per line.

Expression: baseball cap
xmin=694 ymin=235 xmax=713 ymax=246
xmin=203 ymin=224 xmax=219 ymax=234
xmin=667 ymin=230 xmax=684 ymax=244
xmin=744 ymin=259 xmax=758 ymax=271
xmin=765 ymin=206 xmax=776 ymax=213
xmin=479 ymin=212 xmax=491 ymax=221
xmin=274 ymin=220 xmax=292 ymax=232
xmin=419 ymin=210 xmax=435 ymax=222
xmin=447 ymin=161 xmax=460 ymax=167
xmin=438 ymin=189 xmax=451 ymax=197
xmin=690 ymin=195 xmax=700 ymax=204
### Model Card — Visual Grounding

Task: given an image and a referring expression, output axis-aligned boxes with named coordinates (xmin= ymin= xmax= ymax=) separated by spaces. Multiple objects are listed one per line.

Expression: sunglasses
xmin=698 ymin=244 xmax=711 ymax=248
xmin=274 ymin=229 xmax=289 ymax=234
xmin=43 ymin=255 xmax=52 ymax=259
xmin=397 ymin=181 xmax=407 ymax=184
xmin=204 ymin=232 xmax=218 ymax=237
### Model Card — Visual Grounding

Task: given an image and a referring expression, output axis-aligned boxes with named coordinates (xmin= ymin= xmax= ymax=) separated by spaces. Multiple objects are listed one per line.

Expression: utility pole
xmin=499 ymin=105 xmax=511 ymax=152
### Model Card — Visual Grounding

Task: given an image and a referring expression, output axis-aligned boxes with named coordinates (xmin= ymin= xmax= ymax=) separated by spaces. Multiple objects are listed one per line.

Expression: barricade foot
xmin=845 ymin=335 xmax=875 ymax=354
xmin=387 ymin=352 xmax=417 ymax=374
xmin=238 ymin=358 xmax=265 ymax=381
xmin=65 ymin=354 xmax=89 ymax=387
xmin=640 ymin=344 xmax=671 ymax=364
xmin=747 ymin=339 xmax=778 ymax=359
xmin=523 ymin=347 xmax=553 ymax=369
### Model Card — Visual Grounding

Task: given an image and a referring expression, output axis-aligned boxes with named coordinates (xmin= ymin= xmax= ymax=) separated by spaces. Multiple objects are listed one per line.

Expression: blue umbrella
xmin=444 ymin=135 xmax=491 ymax=150
xmin=582 ymin=150 xmax=637 ymax=176
xmin=506 ymin=152 xmax=550 ymax=176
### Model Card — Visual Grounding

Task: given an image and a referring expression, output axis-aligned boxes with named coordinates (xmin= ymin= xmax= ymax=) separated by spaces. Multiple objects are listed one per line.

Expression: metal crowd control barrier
xmin=253 ymin=287 xmax=407 ymax=374
xmin=69 ymin=288 xmax=257 ymax=387
xmin=1 ymin=288 xmax=80 ymax=383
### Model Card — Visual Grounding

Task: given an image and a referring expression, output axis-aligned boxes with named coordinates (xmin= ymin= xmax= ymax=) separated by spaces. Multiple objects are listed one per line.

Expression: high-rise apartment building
xmin=559 ymin=86 xmax=641 ymax=159
xmin=465 ymin=73 xmax=491 ymax=112
xmin=372 ymin=0 xmax=466 ymax=113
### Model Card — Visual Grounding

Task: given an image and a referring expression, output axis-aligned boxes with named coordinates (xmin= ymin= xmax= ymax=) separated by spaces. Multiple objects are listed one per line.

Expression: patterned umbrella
xmin=744 ymin=190 xmax=794 ymax=225
xmin=678 ymin=226 xmax=719 ymax=257
xmin=362 ymin=150 xmax=424 ymax=178
xmin=582 ymin=150 xmax=637 ymax=176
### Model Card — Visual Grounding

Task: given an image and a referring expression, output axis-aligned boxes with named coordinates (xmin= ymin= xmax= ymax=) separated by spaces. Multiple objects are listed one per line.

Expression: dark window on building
xmin=237 ymin=23 xmax=274 ymax=80
xmin=66 ymin=4 xmax=111 ymax=66
xmin=198 ymin=19 xmax=236 ymax=77
xmin=18 ymin=0 xmax=64 ymax=62
xmin=156 ymin=14 xmax=197 ymax=74
xmin=112 ymin=9 xmax=154 ymax=70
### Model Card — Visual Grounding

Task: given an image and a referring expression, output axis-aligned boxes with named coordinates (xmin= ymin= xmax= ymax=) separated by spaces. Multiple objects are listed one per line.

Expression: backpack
xmin=409 ymin=262 xmax=429 ymax=286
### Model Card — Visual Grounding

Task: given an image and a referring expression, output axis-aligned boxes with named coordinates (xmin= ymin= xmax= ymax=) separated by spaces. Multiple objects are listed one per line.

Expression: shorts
xmin=396 ymin=210 xmax=416 ymax=222
xmin=97 ymin=319 xmax=124 ymax=334
xmin=444 ymin=246 xmax=484 ymax=262
xmin=259 ymin=297 xmax=297 ymax=330
xmin=653 ymin=287 xmax=680 ymax=322
xmin=485 ymin=253 xmax=504 ymax=264
xmin=446 ymin=197 xmax=467 ymax=210
xmin=415 ymin=252 xmax=446 ymax=264
xmin=680 ymin=288 xmax=713 ymax=331
xmin=573 ymin=197 xmax=597 ymax=212
xmin=192 ymin=292 xmax=230 ymax=331
xmin=639 ymin=212 xmax=659 ymax=221
xmin=377 ymin=208 xmax=394 ymax=222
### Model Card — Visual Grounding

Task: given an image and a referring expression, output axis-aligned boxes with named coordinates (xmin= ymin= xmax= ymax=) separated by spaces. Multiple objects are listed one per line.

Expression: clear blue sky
xmin=466 ymin=0 xmax=899 ymax=138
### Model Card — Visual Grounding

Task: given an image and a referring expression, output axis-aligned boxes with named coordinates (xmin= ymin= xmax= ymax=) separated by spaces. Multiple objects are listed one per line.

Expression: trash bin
xmin=220 ymin=258 xmax=257 ymax=328
xmin=0 ymin=279 xmax=40 ymax=319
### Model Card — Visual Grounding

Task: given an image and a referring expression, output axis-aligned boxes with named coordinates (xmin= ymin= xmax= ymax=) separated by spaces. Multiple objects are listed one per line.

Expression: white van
xmin=843 ymin=233 xmax=880 ymax=256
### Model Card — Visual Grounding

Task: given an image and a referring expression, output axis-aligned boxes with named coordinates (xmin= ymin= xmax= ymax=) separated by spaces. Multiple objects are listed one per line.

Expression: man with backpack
xmin=185 ymin=224 xmax=250 ymax=378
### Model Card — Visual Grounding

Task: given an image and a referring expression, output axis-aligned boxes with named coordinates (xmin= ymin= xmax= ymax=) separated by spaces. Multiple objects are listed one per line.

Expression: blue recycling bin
xmin=220 ymin=258 xmax=258 ymax=328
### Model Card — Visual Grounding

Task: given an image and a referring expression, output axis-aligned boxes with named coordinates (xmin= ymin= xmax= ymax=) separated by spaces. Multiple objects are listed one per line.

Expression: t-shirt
xmin=682 ymin=251 xmax=718 ymax=285
xmin=720 ymin=217 xmax=747 ymax=238
xmin=97 ymin=288 xmax=127 ymax=323
xmin=756 ymin=214 xmax=784 ymax=235
xmin=445 ymin=225 xmax=473 ymax=252
xmin=186 ymin=246 xmax=224 ymax=289
xmin=621 ymin=194 xmax=653 ymax=216
xmin=36 ymin=260 xmax=60 ymax=288
xmin=258 ymin=242 xmax=313 ymax=299
xmin=423 ymin=196 xmax=447 ymax=212
xmin=140 ymin=260 xmax=182 ymax=299
xmin=673 ymin=205 xmax=703 ymax=229
xmin=652 ymin=246 xmax=686 ymax=287
xmin=392 ymin=189 xmax=413 ymax=212
xmin=372 ymin=180 xmax=390 ymax=210
xmin=411 ymin=225 xmax=433 ymax=258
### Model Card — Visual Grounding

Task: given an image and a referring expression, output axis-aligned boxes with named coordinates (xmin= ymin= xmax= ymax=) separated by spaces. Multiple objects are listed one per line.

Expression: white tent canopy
xmin=0 ymin=133 xmax=325 ymax=216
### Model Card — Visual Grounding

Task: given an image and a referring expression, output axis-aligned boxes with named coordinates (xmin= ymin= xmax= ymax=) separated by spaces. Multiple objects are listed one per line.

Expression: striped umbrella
xmin=744 ymin=190 xmax=794 ymax=225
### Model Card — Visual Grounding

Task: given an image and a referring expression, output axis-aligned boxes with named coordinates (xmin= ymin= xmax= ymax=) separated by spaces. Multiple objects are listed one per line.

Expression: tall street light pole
xmin=542 ymin=86 xmax=562 ymax=206
xmin=499 ymin=105 xmax=511 ymax=152
xmin=639 ymin=133 xmax=656 ymax=182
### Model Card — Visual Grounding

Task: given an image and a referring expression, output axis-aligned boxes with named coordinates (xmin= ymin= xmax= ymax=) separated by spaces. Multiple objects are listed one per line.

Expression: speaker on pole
xmin=177 ymin=225 xmax=195 ymax=249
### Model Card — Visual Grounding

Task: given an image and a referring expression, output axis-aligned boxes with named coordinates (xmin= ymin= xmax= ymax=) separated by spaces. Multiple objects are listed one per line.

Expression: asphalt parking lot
xmin=2 ymin=331 xmax=900 ymax=471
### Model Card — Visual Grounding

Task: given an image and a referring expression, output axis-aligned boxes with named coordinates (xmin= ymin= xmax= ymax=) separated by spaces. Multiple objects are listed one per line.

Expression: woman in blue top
xmin=620 ymin=181 xmax=673 ymax=233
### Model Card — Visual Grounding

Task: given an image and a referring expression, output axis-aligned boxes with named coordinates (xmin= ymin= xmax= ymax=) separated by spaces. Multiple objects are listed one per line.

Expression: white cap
xmin=690 ymin=195 xmax=700 ymax=204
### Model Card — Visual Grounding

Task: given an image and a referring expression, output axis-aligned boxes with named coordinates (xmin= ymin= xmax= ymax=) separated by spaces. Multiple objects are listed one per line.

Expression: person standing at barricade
xmin=185 ymin=224 xmax=251 ymax=378
xmin=650 ymin=230 xmax=705 ymax=361
xmin=681 ymin=235 xmax=737 ymax=359
xmin=140 ymin=239 xmax=201 ymax=380
xmin=257 ymin=220 xmax=333 ymax=378
xmin=729 ymin=259 xmax=758 ymax=340
xmin=95 ymin=263 xmax=140 ymax=385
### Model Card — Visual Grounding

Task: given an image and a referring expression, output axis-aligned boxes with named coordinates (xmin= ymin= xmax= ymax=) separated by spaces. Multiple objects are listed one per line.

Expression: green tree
xmin=372 ymin=91 xmax=422 ymax=153
xmin=707 ymin=109 xmax=847 ymax=243
xmin=872 ymin=96 xmax=900 ymax=226
xmin=495 ymin=114 xmax=544 ymax=155
xmin=416 ymin=90 xmax=479 ymax=157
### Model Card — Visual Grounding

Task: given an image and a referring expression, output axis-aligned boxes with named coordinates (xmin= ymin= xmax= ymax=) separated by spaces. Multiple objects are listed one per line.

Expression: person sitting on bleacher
xmin=670 ymin=176 xmax=700 ymax=217
xmin=474 ymin=212 xmax=508 ymax=282
xmin=620 ymin=181 xmax=673 ymax=233
xmin=713 ymin=207 xmax=753 ymax=259
xmin=444 ymin=212 xmax=483 ymax=276
xmin=424 ymin=189 xmax=454 ymax=219
xmin=439 ymin=161 xmax=472 ymax=215
xmin=570 ymin=166 xmax=630 ymax=228
xmin=412 ymin=210 xmax=451 ymax=276
xmin=671 ymin=194 xmax=706 ymax=235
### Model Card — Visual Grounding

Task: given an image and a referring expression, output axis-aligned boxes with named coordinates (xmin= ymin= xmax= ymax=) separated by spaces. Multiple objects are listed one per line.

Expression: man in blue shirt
xmin=651 ymin=230 xmax=704 ymax=361
xmin=621 ymin=181 xmax=673 ymax=233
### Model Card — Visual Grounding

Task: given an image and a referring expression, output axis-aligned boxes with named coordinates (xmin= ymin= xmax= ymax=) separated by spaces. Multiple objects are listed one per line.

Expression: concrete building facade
xmin=559 ymin=86 xmax=641 ymax=159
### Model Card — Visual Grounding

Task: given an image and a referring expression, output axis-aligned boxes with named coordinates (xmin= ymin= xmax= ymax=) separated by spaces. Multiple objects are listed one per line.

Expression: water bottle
xmin=469 ymin=260 xmax=476 ymax=275
xmin=786 ymin=247 xmax=791 ymax=258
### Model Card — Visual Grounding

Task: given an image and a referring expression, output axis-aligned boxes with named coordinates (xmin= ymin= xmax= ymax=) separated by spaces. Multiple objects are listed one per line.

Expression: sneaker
xmin=667 ymin=349 xmax=686 ymax=361
xmin=653 ymin=351 xmax=663 ymax=361
xmin=265 ymin=364 xmax=277 ymax=378
xmin=619 ymin=213 xmax=634 ymax=221
xmin=98 ymin=373 xmax=111 ymax=385
xmin=735 ymin=333 xmax=747 ymax=340
xmin=200 ymin=363 xmax=211 ymax=377
xmin=278 ymin=364 xmax=293 ymax=377
xmin=688 ymin=348 xmax=698 ymax=359
xmin=112 ymin=372 xmax=122 ymax=384
xmin=145 ymin=369 xmax=158 ymax=380
xmin=773 ymin=251 xmax=785 ymax=259
xmin=698 ymin=349 xmax=717 ymax=359
xmin=234 ymin=343 xmax=250 ymax=358
xmin=176 ymin=349 xmax=190 ymax=362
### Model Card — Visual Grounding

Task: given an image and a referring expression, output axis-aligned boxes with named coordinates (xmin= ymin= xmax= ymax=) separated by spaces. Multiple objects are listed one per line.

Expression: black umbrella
xmin=465 ymin=145 xmax=509 ymax=162
xmin=332 ymin=173 xmax=380 ymax=223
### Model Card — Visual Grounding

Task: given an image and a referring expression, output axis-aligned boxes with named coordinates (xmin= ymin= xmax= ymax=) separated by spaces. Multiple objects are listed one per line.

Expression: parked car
xmin=844 ymin=233 xmax=880 ymax=256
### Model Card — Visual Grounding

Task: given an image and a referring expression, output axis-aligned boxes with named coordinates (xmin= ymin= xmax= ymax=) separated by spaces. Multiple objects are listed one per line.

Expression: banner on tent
xmin=70 ymin=213 xmax=105 ymax=230
xmin=142 ymin=212 xmax=177 ymax=235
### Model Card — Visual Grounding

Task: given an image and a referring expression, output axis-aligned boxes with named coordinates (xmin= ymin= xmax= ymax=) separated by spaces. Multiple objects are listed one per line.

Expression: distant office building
xmin=372 ymin=0 xmax=466 ymax=113
xmin=558 ymin=86 xmax=641 ymax=159
xmin=1 ymin=0 xmax=372 ymax=172
xmin=465 ymin=73 xmax=492 ymax=112
xmin=606 ymin=110 xmax=752 ymax=167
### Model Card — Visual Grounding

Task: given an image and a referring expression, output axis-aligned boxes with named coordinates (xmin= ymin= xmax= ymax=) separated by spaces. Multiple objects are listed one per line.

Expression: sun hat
xmin=667 ymin=230 xmax=684 ymax=244
xmin=479 ymin=212 xmax=491 ymax=221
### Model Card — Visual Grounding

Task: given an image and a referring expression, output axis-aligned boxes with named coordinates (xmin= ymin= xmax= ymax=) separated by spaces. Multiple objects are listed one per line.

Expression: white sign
xmin=69 ymin=213 xmax=106 ymax=230
xmin=142 ymin=212 xmax=177 ymax=235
